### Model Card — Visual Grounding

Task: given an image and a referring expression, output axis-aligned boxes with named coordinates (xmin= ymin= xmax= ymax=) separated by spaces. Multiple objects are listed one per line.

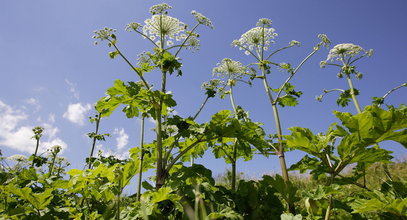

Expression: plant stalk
xmin=88 ymin=113 xmax=101 ymax=169
xmin=229 ymin=86 xmax=239 ymax=191
xmin=346 ymin=76 xmax=362 ymax=114
xmin=261 ymin=69 xmax=290 ymax=182
xmin=156 ymin=64 xmax=167 ymax=189
xmin=32 ymin=138 xmax=40 ymax=167
xmin=137 ymin=116 xmax=145 ymax=201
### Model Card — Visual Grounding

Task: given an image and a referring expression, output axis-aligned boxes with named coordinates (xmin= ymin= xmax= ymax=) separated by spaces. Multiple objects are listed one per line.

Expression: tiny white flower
xmin=167 ymin=40 xmax=174 ymax=46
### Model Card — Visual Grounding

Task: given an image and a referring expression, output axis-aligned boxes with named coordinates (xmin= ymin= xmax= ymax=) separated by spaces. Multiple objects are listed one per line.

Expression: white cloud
xmin=65 ymin=79 xmax=80 ymax=100
xmin=63 ymin=103 xmax=92 ymax=126
xmin=95 ymin=144 xmax=129 ymax=160
xmin=48 ymin=113 xmax=56 ymax=123
xmin=42 ymin=138 xmax=68 ymax=154
xmin=113 ymin=128 xmax=129 ymax=150
xmin=0 ymin=100 xmax=67 ymax=154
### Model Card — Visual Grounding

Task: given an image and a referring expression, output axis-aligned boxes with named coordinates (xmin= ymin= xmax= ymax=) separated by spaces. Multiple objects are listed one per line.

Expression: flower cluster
xmin=92 ymin=27 xmax=116 ymax=44
xmin=149 ymin=3 xmax=172 ymax=15
xmin=125 ymin=22 xmax=142 ymax=32
xmin=213 ymin=58 xmax=247 ymax=78
xmin=256 ymin=18 xmax=272 ymax=27
xmin=143 ymin=15 xmax=187 ymax=46
xmin=191 ymin=10 xmax=214 ymax=28
xmin=185 ymin=35 xmax=200 ymax=50
xmin=232 ymin=19 xmax=278 ymax=56
xmin=326 ymin=43 xmax=371 ymax=61
xmin=8 ymin=154 xmax=27 ymax=162
xmin=289 ymin=40 xmax=300 ymax=46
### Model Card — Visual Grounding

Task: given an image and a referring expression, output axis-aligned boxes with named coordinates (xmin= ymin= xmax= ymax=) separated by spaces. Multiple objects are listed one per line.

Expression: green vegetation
xmin=1 ymin=3 xmax=406 ymax=219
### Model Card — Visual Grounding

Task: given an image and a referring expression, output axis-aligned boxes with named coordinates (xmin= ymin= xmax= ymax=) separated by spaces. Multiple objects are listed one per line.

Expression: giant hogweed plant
xmin=92 ymin=3 xmax=268 ymax=193
xmin=210 ymin=58 xmax=268 ymax=191
xmin=229 ymin=18 xmax=330 ymax=183
xmin=285 ymin=43 xmax=407 ymax=219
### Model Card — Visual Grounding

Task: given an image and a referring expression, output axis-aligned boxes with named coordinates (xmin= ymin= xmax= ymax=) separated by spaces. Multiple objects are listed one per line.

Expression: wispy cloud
xmin=65 ymin=79 xmax=80 ymax=100
xmin=113 ymin=128 xmax=129 ymax=150
xmin=24 ymin=98 xmax=41 ymax=112
xmin=63 ymin=103 xmax=92 ymax=126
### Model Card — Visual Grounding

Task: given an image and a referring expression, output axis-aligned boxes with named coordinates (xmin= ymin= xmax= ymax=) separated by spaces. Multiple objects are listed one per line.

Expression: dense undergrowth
xmin=1 ymin=3 xmax=406 ymax=219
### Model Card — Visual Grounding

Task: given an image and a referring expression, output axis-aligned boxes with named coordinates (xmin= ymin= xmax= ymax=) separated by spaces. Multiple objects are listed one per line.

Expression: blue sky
xmin=1 ymin=0 xmax=406 ymax=185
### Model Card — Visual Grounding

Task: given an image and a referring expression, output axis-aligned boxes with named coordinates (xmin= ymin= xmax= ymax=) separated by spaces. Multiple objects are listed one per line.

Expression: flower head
xmin=8 ymin=154 xmax=27 ymax=162
xmin=143 ymin=15 xmax=187 ymax=43
xmin=191 ymin=10 xmax=214 ymax=29
xmin=150 ymin=3 xmax=172 ymax=15
xmin=289 ymin=40 xmax=300 ymax=46
xmin=125 ymin=22 xmax=142 ymax=32
xmin=92 ymin=27 xmax=116 ymax=44
xmin=185 ymin=35 xmax=200 ymax=50
xmin=326 ymin=43 xmax=366 ymax=61
xmin=318 ymin=34 xmax=331 ymax=48
xmin=256 ymin=18 xmax=272 ymax=27
xmin=232 ymin=22 xmax=277 ymax=56
xmin=213 ymin=58 xmax=247 ymax=79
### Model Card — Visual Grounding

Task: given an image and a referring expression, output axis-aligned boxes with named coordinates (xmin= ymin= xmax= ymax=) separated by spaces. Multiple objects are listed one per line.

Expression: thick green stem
xmin=137 ymin=116 xmax=145 ymax=201
xmin=347 ymin=76 xmax=362 ymax=114
xmin=155 ymin=73 xmax=165 ymax=189
xmin=261 ymin=70 xmax=290 ymax=182
xmin=324 ymin=174 xmax=335 ymax=220
xmin=49 ymin=154 xmax=57 ymax=176
xmin=231 ymin=149 xmax=237 ymax=191
xmin=271 ymin=104 xmax=289 ymax=182
xmin=229 ymin=86 xmax=239 ymax=191
xmin=116 ymin=183 xmax=121 ymax=220
xmin=32 ymin=138 xmax=40 ymax=167
xmin=88 ymin=113 xmax=101 ymax=169
xmin=347 ymin=76 xmax=366 ymax=188
xmin=156 ymin=65 xmax=167 ymax=189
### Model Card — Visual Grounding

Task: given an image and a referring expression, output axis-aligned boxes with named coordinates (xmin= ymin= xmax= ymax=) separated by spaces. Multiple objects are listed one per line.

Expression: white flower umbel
xmin=8 ymin=154 xmax=27 ymax=162
xmin=92 ymin=27 xmax=116 ymax=44
xmin=143 ymin=15 xmax=187 ymax=45
xmin=125 ymin=22 xmax=142 ymax=32
xmin=191 ymin=10 xmax=214 ymax=29
xmin=232 ymin=19 xmax=277 ymax=58
xmin=150 ymin=3 xmax=172 ymax=15
xmin=326 ymin=43 xmax=371 ymax=62
xmin=213 ymin=58 xmax=247 ymax=79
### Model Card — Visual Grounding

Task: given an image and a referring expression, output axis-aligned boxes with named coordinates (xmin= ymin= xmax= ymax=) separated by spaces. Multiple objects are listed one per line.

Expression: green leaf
xmin=351 ymin=190 xmax=407 ymax=216
xmin=278 ymin=95 xmax=299 ymax=107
